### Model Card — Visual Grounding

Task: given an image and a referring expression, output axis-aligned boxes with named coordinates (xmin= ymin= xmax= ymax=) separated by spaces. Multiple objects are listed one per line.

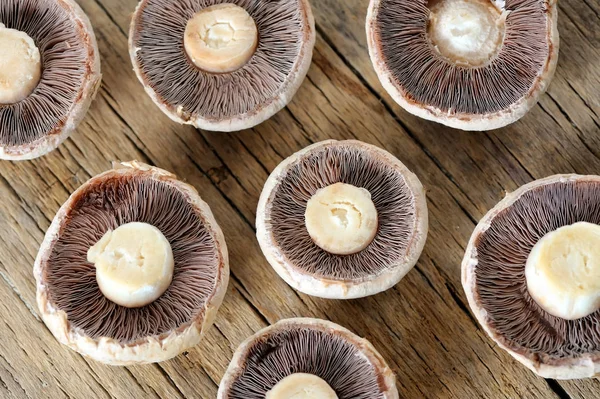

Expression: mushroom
xmin=0 ymin=0 xmax=101 ymax=160
xmin=462 ymin=175 xmax=600 ymax=379
xmin=34 ymin=161 xmax=229 ymax=365
xmin=129 ymin=0 xmax=315 ymax=132
xmin=217 ymin=318 xmax=398 ymax=398
xmin=257 ymin=140 xmax=428 ymax=299
xmin=366 ymin=0 xmax=559 ymax=131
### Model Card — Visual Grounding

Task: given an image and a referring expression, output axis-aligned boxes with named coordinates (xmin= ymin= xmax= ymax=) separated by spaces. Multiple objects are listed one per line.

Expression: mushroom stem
xmin=526 ymin=222 xmax=600 ymax=320
xmin=428 ymin=0 xmax=506 ymax=66
xmin=304 ymin=183 xmax=378 ymax=255
xmin=88 ymin=222 xmax=174 ymax=308
xmin=0 ymin=23 xmax=41 ymax=104
xmin=266 ymin=373 xmax=338 ymax=399
xmin=184 ymin=4 xmax=258 ymax=73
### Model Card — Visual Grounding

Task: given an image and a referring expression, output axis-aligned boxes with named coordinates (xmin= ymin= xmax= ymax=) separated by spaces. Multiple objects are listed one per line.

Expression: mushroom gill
xmin=372 ymin=0 xmax=552 ymax=115
xmin=0 ymin=0 xmax=94 ymax=148
xmin=130 ymin=0 xmax=310 ymax=123
xmin=226 ymin=324 xmax=385 ymax=398
xmin=474 ymin=179 xmax=600 ymax=359
xmin=42 ymin=172 xmax=221 ymax=343
xmin=268 ymin=144 xmax=416 ymax=281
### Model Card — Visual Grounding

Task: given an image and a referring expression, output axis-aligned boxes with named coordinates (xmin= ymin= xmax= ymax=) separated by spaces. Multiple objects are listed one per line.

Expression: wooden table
xmin=1 ymin=0 xmax=599 ymax=398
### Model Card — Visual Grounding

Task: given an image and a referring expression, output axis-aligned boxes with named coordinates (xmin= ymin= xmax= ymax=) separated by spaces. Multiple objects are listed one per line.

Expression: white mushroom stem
xmin=0 ymin=23 xmax=41 ymax=104
xmin=428 ymin=0 xmax=506 ymax=66
xmin=184 ymin=3 xmax=258 ymax=73
xmin=88 ymin=222 xmax=174 ymax=308
xmin=304 ymin=183 xmax=378 ymax=255
xmin=526 ymin=222 xmax=600 ymax=320
xmin=266 ymin=373 xmax=338 ymax=399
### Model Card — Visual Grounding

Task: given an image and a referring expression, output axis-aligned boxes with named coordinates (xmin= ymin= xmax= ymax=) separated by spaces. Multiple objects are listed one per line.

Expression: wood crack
xmin=229 ymin=274 xmax=270 ymax=326
xmin=284 ymin=108 xmax=314 ymax=144
xmin=82 ymin=363 xmax=113 ymax=399
xmin=185 ymin=154 xmax=255 ymax=231
xmin=0 ymin=352 xmax=32 ymax=399
xmin=414 ymin=265 xmax=445 ymax=301
xmin=153 ymin=364 xmax=187 ymax=397
xmin=90 ymin=0 xmax=127 ymax=37
xmin=565 ymin=80 xmax=600 ymax=120
xmin=581 ymin=0 xmax=600 ymax=20
xmin=123 ymin=367 xmax=157 ymax=398
xmin=444 ymin=280 xmax=479 ymax=330
xmin=491 ymin=137 xmax=535 ymax=180
xmin=101 ymin=90 xmax=153 ymax=164
xmin=0 ymin=172 xmax=49 ymax=235
xmin=558 ymin=4 xmax=596 ymax=47
xmin=546 ymin=379 xmax=573 ymax=399
xmin=545 ymin=93 xmax=600 ymax=161
xmin=0 ymin=269 xmax=41 ymax=323
xmin=236 ymin=133 xmax=271 ymax=176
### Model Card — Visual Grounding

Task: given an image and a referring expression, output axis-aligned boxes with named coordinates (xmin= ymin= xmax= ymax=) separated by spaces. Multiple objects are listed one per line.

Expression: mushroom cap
xmin=0 ymin=0 xmax=101 ymax=160
xmin=217 ymin=318 xmax=399 ymax=398
xmin=257 ymin=140 xmax=428 ymax=299
xmin=128 ymin=0 xmax=315 ymax=132
xmin=34 ymin=161 xmax=229 ymax=365
xmin=462 ymin=175 xmax=600 ymax=379
xmin=366 ymin=0 xmax=559 ymax=131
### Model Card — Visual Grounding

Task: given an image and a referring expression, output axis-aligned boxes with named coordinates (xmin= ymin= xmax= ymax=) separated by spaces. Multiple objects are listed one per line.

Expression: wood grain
xmin=0 ymin=0 xmax=598 ymax=397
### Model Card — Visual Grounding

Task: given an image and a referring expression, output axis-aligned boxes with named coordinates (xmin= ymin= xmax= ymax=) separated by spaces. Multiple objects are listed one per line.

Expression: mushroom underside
xmin=475 ymin=180 xmax=600 ymax=360
xmin=0 ymin=0 xmax=90 ymax=147
xmin=226 ymin=326 xmax=385 ymax=399
xmin=42 ymin=173 xmax=220 ymax=344
xmin=374 ymin=0 xmax=551 ymax=115
xmin=131 ymin=0 xmax=308 ymax=121
xmin=268 ymin=144 xmax=417 ymax=281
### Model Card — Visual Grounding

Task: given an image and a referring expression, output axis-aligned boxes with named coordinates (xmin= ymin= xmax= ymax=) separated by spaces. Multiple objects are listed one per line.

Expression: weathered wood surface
xmin=1 ymin=0 xmax=599 ymax=397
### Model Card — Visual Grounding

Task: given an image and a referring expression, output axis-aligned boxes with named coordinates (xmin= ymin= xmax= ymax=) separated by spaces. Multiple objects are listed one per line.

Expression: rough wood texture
xmin=1 ymin=0 xmax=599 ymax=397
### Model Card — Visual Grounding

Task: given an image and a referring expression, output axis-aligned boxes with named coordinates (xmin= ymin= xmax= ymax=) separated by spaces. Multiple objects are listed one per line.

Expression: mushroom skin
xmin=366 ymin=0 xmax=559 ymax=131
xmin=217 ymin=318 xmax=399 ymax=399
xmin=129 ymin=0 xmax=315 ymax=132
xmin=34 ymin=162 xmax=229 ymax=365
xmin=463 ymin=175 xmax=600 ymax=379
xmin=0 ymin=0 xmax=101 ymax=160
xmin=257 ymin=140 xmax=428 ymax=299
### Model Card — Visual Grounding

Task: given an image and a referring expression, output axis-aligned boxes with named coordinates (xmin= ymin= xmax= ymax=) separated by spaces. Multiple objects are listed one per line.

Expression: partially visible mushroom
xmin=129 ymin=0 xmax=315 ymax=131
xmin=0 ymin=0 xmax=101 ymax=160
xmin=366 ymin=0 xmax=559 ymax=130
xmin=257 ymin=140 xmax=428 ymax=299
xmin=35 ymin=161 xmax=229 ymax=365
xmin=463 ymin=175 xmax=600 ymax=379
xmin=218 ymin=318 xmax=398 ymax=398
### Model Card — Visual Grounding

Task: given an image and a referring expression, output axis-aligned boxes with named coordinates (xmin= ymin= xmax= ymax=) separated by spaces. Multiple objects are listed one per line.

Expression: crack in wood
xmin=558 ymin=3 xmax=596 ymax=46
xmin=82 ymin=363 xmax=113 ymax=399
xmin=546 ymin=379 xmax=573 ymax=399
xmin=0 ymin=352 xmax=32 ymax=399
xmin=545 ymin=93 xmax=600 ymax=162
xmin=229 ymin=274 xmax=270 ymax=326
xmin=565 ymin=80 xmax=600 ymax=120
xmin=123 ymin=367 xmax=156 ymax=398
xmin=89 ymin=0 xmax=127 ymax=37
xmin=0 ymin=270 xmax=41 ymax=323
xmin=153 ymin=364 xmax=187 ymax=397
xmin=581 ymin=0 xmax=600 ymax=20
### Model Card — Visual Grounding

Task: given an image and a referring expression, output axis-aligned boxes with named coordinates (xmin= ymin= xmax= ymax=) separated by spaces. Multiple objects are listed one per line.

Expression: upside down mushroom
xmin=463 ymin=175 xmax=600 ymax=379
xmin=218 ymin=318 xmax=398 ymax=398
xmin=0 ymin=0 xmax=101 ymax=160
xmin=129 ymin=0 xmax=315 ymax=132
xmin=257 ymin=140 xmax=428 ymax=299
xmin=367 ymin=0 xmax=559 ymax=130
xmin=35 ymin=162 xmax=229 ymax=365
